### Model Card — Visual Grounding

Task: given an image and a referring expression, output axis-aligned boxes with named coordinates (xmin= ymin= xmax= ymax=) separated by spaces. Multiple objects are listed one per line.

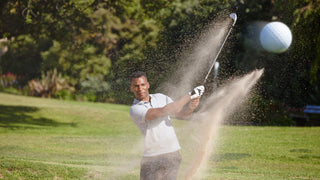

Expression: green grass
xmin=0 ymin=92 xmax=320 ymax=179
xmin=0 ymin=92 xmax=141 ymax=179
xmin=208 ymin=126 xmax=320 ymax=179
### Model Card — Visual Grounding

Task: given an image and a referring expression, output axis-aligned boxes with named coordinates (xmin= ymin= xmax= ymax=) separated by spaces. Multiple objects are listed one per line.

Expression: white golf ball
xmin=260 ymin=22 xmax=292 ymax=53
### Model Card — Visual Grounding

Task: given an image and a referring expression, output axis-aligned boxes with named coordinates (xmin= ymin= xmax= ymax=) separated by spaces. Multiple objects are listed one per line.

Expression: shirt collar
xmin=133 ymin=95 xmax=153 ymax=105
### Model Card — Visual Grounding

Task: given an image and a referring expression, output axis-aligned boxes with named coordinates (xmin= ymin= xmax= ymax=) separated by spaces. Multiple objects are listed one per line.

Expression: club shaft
xmin=203 ymin=21 xmax=235 ymax=84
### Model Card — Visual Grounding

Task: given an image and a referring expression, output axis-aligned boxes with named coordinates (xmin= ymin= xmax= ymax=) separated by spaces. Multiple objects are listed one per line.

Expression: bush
xmin=246 ymin=95 xmax=297 ymax=126
xmin=27 ymin=69 xmax=75 ymax=99
xmin=0 ymin=73 xmax=28 ymax=95
xmin=78 ymin=75 xmax=110 ymax=102
xmin=0 ymin=72 xmax=18 ymax=88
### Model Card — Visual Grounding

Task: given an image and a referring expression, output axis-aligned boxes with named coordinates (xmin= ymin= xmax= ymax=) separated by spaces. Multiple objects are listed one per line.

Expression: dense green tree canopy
xmin=0 ymin=0 xmax=319 ymax=110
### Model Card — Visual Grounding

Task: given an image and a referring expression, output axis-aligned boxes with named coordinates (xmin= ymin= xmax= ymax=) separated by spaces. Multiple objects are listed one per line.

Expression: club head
xmin=213 ymin=62 xmax=219 ymax=79
xmin=214 ymin=61 xmax=219 ymax=70
xmin=229 ymin=13 xmax=237 ymax=26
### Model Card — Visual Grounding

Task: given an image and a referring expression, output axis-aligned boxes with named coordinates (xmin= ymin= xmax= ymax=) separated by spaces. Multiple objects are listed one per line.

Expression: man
xmin=129 ymin=71 xmax=204 ymax=180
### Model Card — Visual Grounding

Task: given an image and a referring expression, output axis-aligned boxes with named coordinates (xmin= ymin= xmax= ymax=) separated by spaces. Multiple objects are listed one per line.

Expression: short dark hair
xmin=130 ymin=71 xmax=147 ymax=82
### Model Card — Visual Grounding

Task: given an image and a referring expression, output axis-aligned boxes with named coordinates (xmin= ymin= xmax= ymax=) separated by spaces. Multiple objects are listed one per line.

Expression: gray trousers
xmin=140 ymin=151 xmax=182 ymax=180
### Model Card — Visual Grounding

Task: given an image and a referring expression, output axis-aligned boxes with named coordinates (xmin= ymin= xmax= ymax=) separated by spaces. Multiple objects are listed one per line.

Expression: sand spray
xmin=159 ymin=14 xmax=232 ymax=98
xmin=107 ymin=13 xmax=264 ymax=179
xmin=178 ymin=69 xmax=264 ymax=179
xmin=160 ymin=13 xmax=264 ymax=179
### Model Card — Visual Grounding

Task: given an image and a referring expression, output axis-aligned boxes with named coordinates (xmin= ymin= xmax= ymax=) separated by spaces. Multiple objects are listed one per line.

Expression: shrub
xmin=0 ymin=72 xmax=18 ymax=88
xmin=246 ymin=95 xmax=297 ymax=126
xmin=27 ymin=69 xmax=75 ymax=99
xmin=78 ymin=75 xmax=110 ymax=102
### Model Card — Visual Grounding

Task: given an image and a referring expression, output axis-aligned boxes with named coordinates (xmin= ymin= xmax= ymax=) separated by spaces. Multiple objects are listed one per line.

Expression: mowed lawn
xmin=0 ymin=92 xmax=320 ymax=179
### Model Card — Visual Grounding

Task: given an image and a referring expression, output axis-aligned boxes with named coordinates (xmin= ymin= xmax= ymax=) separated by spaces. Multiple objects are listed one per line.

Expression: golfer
xmin=129 ymin=71 xmax=204 ymax=180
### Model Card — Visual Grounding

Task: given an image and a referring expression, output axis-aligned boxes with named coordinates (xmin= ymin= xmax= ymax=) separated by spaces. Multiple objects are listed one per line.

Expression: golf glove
xmin=189 ymin=85 xmax=205 ymax=99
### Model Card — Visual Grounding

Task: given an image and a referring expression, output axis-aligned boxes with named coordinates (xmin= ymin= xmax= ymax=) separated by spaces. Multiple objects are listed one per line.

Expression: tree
xmin=0 ymin=0 xmax=319 ymax=108
xmin=291 ymin=0 xmax=320 ymax=104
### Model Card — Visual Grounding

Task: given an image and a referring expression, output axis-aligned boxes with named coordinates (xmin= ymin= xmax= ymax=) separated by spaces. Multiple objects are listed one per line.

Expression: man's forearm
xmin=174 ymin=105 xmax=194 ymax=120
xmin=145 ymin=94 xmax=191 ymax=121
xmin=163 ymin=94 xmax=191 ymax=114
xmin=174 ymin=97 xmax=200 ymax=119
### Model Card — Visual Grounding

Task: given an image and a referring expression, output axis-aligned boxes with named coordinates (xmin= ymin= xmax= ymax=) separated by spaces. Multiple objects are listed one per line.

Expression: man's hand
xmin=189 ymin=85 xmax=205 ymax=99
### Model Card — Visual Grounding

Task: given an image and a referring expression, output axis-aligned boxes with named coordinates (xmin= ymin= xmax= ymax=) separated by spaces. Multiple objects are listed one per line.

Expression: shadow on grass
xmin=0 ymin=105 xmax=77 ymax=129
xmin=211 ymin=153 xmax=251 ymax=162
xmin=290 ymin=149 xmax=312 ymax=153
xmin=290 ymin=149 xmax=320 ymax=159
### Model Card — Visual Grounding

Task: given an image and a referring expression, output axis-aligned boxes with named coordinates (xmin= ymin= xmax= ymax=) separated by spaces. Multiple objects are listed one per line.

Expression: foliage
xmin=291 ymin=0 xmax=320 ymax=104
xmin=78 ymin=75 xmax=110 ymax=102
xmin=224 ymin=0 xmax=320 ymax=108
xmin=245 ymin=94 xmax=296 ymax=126
xmin=0 ymin=72 xmax=29 ymax=95
xmin=41 ymin=41 xmax=112 ymax=82
xmin=28 ymin=69 xmax=75 ymax=99
xmin=0 ymin=35 xmax=51 ymax=82
xmin=0 ymin=0 xmax=319 ymax=118
xmin=0 ymin=72 xmax=18 ymax=88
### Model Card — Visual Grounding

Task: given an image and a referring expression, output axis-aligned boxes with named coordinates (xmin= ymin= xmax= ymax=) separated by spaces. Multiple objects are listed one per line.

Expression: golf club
xmin=212 ymin=61 xmax=219 ymax=80
xmin=202 ymin=13 xmax=237 ymax=84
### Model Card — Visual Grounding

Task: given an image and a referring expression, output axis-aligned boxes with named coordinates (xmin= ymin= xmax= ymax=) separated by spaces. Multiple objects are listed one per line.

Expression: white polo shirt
xmin=130 ymin=93 xmax=181 ymax=157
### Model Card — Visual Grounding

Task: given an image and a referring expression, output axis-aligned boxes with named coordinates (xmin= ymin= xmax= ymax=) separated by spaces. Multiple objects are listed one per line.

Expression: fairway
xmin=0 ymin=92 xmax=320 ymax=179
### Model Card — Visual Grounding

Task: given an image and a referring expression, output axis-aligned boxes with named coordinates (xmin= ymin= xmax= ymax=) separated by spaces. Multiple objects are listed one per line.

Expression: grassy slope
xmin=0 ymin=92 xmax=320 ymax=179
xmin=209 ymin=126 xmax=320 ymax=180
xmin=0 ymin=92 xmax=141 ymax=179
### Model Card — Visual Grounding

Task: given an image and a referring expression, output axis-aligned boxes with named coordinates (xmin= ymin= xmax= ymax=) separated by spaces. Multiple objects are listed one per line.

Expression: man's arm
xmin=145 ymin=85 xmax=204 ymax=121
xmin=145 ymin=94 xmax=191 ymax=121
xmin=174 ymin=97 xmax=200 ymax=120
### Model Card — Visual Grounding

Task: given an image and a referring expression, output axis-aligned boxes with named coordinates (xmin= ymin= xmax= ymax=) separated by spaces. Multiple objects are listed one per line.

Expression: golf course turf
xmin=0 ymin=92 xmax=319 ymax=179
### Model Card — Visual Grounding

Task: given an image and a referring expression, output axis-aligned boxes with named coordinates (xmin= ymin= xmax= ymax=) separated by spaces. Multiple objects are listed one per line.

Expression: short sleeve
xmin=166 ymin=95 xmax=173 ymax=104
xmin=130 ymin=104 xmax=149 ymax=135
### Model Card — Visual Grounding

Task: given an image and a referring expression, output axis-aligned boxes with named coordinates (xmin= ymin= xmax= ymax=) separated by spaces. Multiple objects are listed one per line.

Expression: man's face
xmin=130 ymin=76 xmax=150 ymax=101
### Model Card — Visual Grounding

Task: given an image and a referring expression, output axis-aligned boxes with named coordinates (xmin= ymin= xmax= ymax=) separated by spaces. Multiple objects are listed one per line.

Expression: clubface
xmin=230 ymin=13 xmax=237 ymax=26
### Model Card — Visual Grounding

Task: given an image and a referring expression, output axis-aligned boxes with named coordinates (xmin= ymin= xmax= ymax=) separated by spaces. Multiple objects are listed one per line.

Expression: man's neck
xmin=141 ymin=95 xmax=150 ymax=102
